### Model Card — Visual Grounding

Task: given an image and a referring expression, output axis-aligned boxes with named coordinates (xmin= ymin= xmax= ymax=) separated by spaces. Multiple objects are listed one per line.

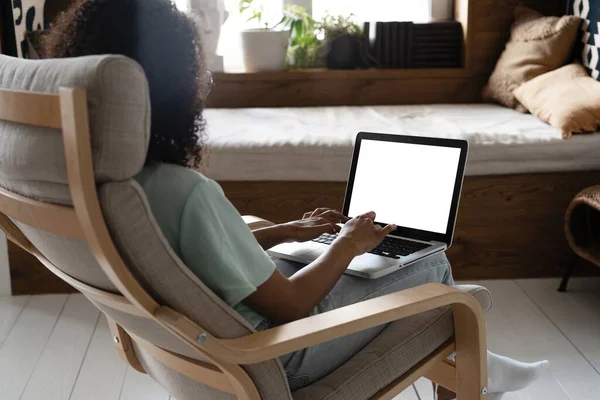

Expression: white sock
xmin=487 ymin=351 xmax=549 ymax=393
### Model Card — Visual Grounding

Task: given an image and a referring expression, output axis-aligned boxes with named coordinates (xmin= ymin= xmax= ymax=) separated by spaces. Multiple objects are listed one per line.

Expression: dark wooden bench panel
xmin=10 ymin=170 xmax=600 ymax=294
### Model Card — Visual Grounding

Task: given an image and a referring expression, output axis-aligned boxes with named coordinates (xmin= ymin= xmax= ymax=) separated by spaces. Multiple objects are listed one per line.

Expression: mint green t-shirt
xmin=135 ymin=163 xmax=275 ymax=328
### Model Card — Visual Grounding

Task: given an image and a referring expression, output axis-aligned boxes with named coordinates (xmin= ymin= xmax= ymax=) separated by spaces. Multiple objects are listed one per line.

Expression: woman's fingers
xmin=378 ymin=224 xmax=397 ymax=239
xmin=317 ymin=210 xmax=349 ymax=223
xmin=310 ymin=208 xmax=330 ymax=217
xmin=359 ymin=211 xmax=376 ymax=221
xmin=302 ymin=212 xmax=311 ymax=219
xmin=314 ymin=217 xmax=339 ymax=232
xmin=310 ymin=223 xmax=338 ymax=236
xmin=331 ymin=210 xmax=350 ymax=222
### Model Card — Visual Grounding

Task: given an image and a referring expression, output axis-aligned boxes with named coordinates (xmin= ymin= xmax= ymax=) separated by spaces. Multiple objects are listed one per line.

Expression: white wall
xmin=0 ymin=233 xmax=11 ymax=296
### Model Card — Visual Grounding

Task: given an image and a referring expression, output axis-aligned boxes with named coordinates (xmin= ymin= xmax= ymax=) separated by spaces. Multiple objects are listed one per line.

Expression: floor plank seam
xmin=68 ymin=312 xmax=103 ymax=400
xmin=0 ymin=295 xmax=31 ymax=350
xmin=118 ymin=367 xmax=131 ymax=400
xmin=20 ymin=295 xmax=70 ymax=399
xmin=412 ymin=383 xmax=422 ymax=400
xmin=514 ymin=280 xmax=600 ymax=377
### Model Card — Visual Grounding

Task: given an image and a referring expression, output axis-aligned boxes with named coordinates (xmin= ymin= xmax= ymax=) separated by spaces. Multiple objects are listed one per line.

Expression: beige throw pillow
xmin=514 ymin=63 xmax=600 ymax=139
xmin=482 ymin=6 xmax=581 ymax=111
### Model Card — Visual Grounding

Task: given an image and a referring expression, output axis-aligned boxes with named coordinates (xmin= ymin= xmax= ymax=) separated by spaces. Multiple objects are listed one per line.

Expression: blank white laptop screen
xmin=347 ymin=139 xmax=462 ymax=234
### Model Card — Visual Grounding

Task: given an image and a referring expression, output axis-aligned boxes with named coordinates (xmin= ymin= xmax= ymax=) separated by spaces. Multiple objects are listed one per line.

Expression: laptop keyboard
xmin=312 ymin=234 xmax=431 ymax=259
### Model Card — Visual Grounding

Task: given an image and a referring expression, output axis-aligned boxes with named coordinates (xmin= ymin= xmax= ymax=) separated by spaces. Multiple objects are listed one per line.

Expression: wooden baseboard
xmin=9 ymin=170 xmax=600 ymax=294
xmin=9 ymin=241 xmax=75 ymax=295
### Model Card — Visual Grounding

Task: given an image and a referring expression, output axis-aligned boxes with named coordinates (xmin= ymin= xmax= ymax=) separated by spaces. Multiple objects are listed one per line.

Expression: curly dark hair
xmin=43 ymin=0 xmax=207 ymax=168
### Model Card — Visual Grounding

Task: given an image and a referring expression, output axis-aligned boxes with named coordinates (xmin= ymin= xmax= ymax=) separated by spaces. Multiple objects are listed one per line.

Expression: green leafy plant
xmin=238 ymin=0 xmax=276 ymax=29
xmin=320 ymin=13 xmax=365 ymax=69
xmin=236 ymin=3 xmax=363 ymax=69
xmin=280 ymin=5 xmax=321 ymax=69
xmin=321 ymin=13 xmax=362 ymax=41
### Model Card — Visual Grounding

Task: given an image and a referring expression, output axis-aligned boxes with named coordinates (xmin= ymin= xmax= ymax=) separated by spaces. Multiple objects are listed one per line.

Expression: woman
xmin=43 ymin=1 xmax=547 ymax=398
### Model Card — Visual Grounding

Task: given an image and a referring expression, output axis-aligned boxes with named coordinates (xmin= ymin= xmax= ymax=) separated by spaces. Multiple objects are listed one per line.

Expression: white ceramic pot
xmin=240 ymin=29 xmax=289 ymax=72
xmin=430 ymin=0 xmax=454 ymax=21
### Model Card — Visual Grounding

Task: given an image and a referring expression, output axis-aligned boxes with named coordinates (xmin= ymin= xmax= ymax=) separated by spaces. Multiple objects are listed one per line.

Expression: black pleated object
xmin=364 ymin=21 xmax=463 ymax=69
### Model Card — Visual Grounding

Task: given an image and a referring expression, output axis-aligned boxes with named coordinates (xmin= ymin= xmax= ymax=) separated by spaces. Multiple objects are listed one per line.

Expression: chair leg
xmin=106 ymin=317 xmax=146 ymax=373
xmin=558 ymin=255 xmax=577 ymax=292
xmin=452 ymin=303 xmax=487 ymax=400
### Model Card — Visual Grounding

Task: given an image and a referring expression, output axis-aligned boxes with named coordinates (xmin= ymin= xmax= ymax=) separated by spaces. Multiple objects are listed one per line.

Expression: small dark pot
xmin=326 ymin=34 xmax=361 ymax=70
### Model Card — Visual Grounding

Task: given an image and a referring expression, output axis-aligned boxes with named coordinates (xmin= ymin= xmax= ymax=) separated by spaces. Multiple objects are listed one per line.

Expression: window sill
xmin=213 ymin=68 xmax=472 ymax=83
xmin=208 ymin=67 xmax=475 ymax=108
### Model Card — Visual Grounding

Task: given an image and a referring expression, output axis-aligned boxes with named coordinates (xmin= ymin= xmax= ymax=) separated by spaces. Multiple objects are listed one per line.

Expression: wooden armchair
xmin=0 ymin=54 xmax=490 ymax=399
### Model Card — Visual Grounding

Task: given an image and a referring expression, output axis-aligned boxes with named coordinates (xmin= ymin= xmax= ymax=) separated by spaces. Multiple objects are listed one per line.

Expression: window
xmin=312 ymin=1 xmax=430 ymax=24
xmin=215 ymin=0 xmax=432 ymax=26
xmin=175 ymin=0 xmax=449 ymax=71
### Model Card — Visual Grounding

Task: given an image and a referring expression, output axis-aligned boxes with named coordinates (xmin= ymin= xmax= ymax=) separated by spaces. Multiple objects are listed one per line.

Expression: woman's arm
xmin=251 ymin=224 xmax=295 ymax=250
xmin=252 ymin=208 xmax=348 ymax=250
xmin=244 ymin=213 xmax=395 ymax=324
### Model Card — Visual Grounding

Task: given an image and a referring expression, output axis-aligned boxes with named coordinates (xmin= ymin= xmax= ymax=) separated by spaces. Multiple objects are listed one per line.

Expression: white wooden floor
xmin=0 ymin=278 xmax=599 ymax=400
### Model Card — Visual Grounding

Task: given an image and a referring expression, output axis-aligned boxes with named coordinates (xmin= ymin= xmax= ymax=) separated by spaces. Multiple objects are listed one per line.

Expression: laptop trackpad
xmin=349 ymin=252 xmax=398 ymax=272
xmin=270 ymin=241 xmax=328 ymax=258
xmin=305 ymin=247 xmax=397 ymax=271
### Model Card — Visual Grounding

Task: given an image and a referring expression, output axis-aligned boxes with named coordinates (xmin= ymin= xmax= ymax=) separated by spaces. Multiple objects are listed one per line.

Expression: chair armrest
xmin=189 ymin=283 xmax=485 ymax=364
xmin=242 ymin=215 xmax=276 ymax=230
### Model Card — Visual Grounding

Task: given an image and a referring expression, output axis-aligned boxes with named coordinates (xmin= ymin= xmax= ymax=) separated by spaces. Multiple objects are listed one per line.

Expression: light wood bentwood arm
xmin=0 ymin=86 xmax=488 ymax=399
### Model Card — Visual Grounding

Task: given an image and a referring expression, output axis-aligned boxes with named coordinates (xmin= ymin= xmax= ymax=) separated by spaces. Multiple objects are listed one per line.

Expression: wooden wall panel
xmin=220 ymin=171 xmax=600 ymax=281
xmin=9 ymin=242 xmax=74 ymax=295
xmin=11 ymin=170 xmax=599 ymax=294
xmin=210 ymin=74 xmax=475 ymax=108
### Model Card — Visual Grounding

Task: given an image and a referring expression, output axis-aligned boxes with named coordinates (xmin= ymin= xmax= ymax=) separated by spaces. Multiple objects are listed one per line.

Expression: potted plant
xmin=321 ymin=14 xmax=363 ymax=70
xmin=280 ymin=5 xmax=322 ymax=69
xmin=238 ymin=0 xmax=289 ymax=72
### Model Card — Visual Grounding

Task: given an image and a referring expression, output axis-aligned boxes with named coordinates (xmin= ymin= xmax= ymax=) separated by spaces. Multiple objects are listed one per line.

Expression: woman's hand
xmin=246 ymin=211 xmax=395 ymax=324
xmin=282 ymin=208 xmax=350 ymax=242
xmin=252 ymin=208 xmax=349 ymax=249
xmin=336 ymin=211 xmax=396 ymax=255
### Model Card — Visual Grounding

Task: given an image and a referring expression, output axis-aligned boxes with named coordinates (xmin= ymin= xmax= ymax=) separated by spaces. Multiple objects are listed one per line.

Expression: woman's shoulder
xmin=135 ymin=163 xmax=219 ymax=200
xmin=137 ymin=163 xmax=209 ymax=185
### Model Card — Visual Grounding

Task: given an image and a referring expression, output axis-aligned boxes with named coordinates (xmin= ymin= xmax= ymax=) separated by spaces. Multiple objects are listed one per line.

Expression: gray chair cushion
xmin=0 ymin=54 xmax=151 ymax=292
xmin=15 ymin=222 xmax=117 ymax=291
xmin=99 ymin=180 xmax=293 ymax=400
xmin=110 ymin=283 xmax=490 ymax=400
xmin=0 ymin=55 xmax=149 ymax=204
xmin=293 ymin=285 xmax=492 ymax=400
xmin=133 ymin=342 xmax=236 ymax=400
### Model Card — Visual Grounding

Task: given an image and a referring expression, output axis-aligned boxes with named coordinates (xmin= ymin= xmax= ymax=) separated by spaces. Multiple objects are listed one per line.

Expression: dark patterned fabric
xmin=568 ymin=0 xmax=600 ymax=80
xmin=11 ymin=0 xmax=45 ymax=58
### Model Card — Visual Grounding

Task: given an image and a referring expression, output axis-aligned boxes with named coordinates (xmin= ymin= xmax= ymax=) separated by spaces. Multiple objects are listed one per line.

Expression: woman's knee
xmin=412 ymin=252 xmax=454 ymax=285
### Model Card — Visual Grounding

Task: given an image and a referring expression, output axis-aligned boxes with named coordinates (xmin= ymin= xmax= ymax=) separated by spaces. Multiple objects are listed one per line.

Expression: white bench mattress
xmin=203 ymin=104 xmax=600 ymax=181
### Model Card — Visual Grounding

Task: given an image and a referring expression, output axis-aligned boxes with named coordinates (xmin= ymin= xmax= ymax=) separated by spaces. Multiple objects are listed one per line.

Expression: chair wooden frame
xmin=0 ymin=86 xmax=488 ymax=399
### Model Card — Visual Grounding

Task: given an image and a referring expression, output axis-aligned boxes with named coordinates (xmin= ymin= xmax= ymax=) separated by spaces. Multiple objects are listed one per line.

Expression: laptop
xmin=268 ymin=132 xmax=468 ymax=279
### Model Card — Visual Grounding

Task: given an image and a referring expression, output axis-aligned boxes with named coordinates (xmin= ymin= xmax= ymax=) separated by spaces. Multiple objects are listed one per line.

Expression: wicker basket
xmin=565 ymin=185 xmax=600 ymax=268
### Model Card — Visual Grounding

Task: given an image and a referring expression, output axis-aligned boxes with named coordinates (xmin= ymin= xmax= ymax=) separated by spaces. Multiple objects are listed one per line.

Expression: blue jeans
xmin=257 ymin=252 xmax=455 ymax=391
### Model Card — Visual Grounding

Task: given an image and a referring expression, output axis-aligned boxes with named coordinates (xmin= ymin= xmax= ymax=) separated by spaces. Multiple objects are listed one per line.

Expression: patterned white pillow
xmin=568 ymin=0 xmax=600 ymax=80
xmin=11 ymin=0 xmax=45 ymax=58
